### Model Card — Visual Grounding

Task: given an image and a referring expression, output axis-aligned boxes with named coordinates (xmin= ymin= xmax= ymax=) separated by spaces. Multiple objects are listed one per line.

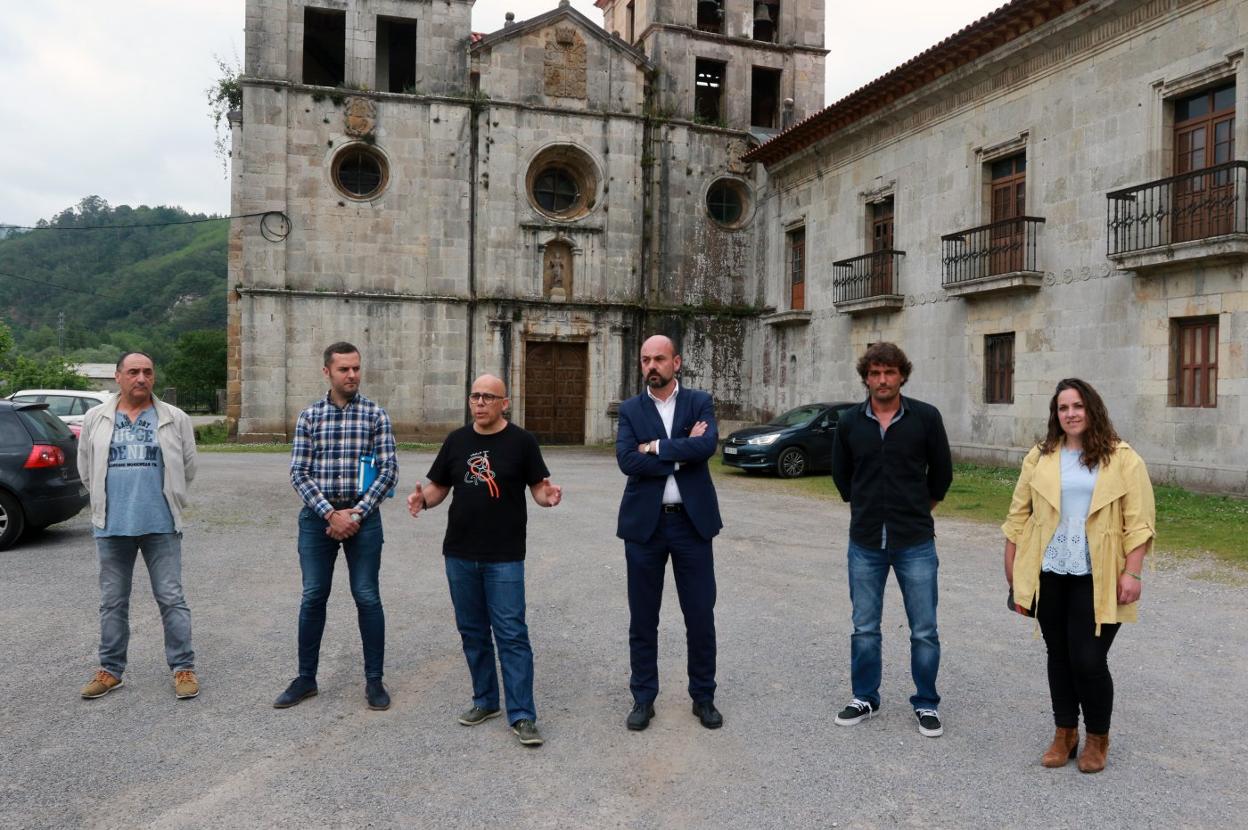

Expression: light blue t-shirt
xmin=1041 ymin=448 xmax=1099 ymax=575
xmin=95 ymin=406 xmax=175 ymax=537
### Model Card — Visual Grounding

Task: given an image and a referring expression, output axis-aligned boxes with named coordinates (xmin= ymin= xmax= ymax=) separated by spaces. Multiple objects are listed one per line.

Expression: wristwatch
xmin=349 ymin=512 xmax=361 ymax=523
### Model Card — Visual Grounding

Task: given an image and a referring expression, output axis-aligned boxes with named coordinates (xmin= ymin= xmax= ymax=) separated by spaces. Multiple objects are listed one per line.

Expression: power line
xmin=0 ymin=210 xmax=287 ymax=235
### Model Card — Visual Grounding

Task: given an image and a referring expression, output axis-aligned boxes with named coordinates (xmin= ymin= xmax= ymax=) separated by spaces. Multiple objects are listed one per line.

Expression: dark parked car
xmin=0 ymin=401 xmax=89 ymax=550
xmin=722 ymin=401 xmax=857 ymax=478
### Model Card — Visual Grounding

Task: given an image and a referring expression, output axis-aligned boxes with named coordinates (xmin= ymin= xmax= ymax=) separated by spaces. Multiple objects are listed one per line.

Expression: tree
xmin=165 ymin=330 xmax=227 ymax=411
xmin=0 ymin=320 xmax=90 ymax=392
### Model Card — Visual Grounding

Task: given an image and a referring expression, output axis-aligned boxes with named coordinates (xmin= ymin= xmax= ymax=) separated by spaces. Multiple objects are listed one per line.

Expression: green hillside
xmin=0 ymin=196 xmax=227 ymax=365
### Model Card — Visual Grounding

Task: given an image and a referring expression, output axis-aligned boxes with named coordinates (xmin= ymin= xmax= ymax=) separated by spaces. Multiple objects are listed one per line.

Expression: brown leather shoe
xmin=81 ymin=669 xmax=123 ymax=699
xmin=173 ymin=670 xmax=200 ymax=699
xmin=1078 ymin=732 xmax=1109 ymax=773
xmin=1041 ymin=726 xmax=1079 ymax=767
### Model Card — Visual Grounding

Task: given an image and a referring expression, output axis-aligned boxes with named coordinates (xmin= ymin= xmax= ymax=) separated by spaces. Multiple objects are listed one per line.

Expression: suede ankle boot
xmin=1041 ymin=726 xmax=1079 ymax=767
xmin=1078 ymin=732 xmax=1109 ymax=773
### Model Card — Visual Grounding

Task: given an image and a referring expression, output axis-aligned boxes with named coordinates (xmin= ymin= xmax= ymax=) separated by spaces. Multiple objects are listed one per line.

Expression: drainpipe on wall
xmin=465 ymin=73 xmax=483 ymax=423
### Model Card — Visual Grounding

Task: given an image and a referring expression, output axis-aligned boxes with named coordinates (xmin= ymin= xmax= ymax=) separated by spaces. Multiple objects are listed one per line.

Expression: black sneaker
xmin=512 ymin=719 xmax=544 ymax=747
xmin=915 ymin=708 xmax=944 ymax=737
xmin=834 ymin=698 xmax=878 ymax=726
xmin=458 ymin=705 xmax=503 ymax=726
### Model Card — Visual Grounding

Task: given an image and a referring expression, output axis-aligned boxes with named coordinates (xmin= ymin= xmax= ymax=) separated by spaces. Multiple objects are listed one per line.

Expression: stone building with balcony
xmin=227 ymin=0 xmax=826 ymax=444
xmin=746 ymin=0 xmax=1247 ymax=492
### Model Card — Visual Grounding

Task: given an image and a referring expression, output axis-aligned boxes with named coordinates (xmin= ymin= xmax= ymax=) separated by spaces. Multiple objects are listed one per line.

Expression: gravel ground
xmin=1 ymin=448 xmax=1244 ymax=829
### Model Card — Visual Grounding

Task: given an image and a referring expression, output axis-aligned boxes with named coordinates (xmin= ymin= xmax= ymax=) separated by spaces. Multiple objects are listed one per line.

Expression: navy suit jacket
xmin=615 ymin=386 xmax=723 ymax=544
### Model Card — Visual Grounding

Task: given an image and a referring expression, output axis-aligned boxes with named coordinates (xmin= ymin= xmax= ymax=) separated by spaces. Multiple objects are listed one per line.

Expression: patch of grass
xmin=194 ymin=420 xmax=229 ymax=445
xmin=714 ymin=458 xmax=1247 ymax=565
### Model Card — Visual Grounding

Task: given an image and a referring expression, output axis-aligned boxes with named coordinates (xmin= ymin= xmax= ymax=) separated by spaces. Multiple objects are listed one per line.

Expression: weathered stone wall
xmin=234 ymin=0 xmax=825 ymax=444
xmin=247 ymin=0 xmax=473 ymax=95
xmin=760 ymin=0 xmax=1248 ymax=491
xmin=473 ymin=23 xmax=647 ymax=113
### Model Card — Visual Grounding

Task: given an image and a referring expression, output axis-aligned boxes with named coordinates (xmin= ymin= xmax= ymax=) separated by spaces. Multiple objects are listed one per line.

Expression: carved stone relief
xmin=544 ymin=27 xmax=587 ymax=100
xmin=343 ymin=97 xmax=377 ymax=137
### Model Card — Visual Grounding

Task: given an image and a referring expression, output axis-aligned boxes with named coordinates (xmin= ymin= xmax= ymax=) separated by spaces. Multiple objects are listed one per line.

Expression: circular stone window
xmin=332 ymin=144 xmax=388 ymax=200
xmin=526 ymin=145 xmax=599 ymax=220
xmin=706 ymin=178 xmax=750 ymax=227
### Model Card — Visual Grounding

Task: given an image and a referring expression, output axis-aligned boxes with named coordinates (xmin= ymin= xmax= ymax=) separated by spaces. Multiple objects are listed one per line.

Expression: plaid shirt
xmin=290 ymin=391 xmax=398 ymax=518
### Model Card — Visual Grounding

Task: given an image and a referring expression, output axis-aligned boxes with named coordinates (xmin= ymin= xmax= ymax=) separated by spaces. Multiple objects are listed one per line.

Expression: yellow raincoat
xmin=1002 ymin=442 xmax=1155 ymax=632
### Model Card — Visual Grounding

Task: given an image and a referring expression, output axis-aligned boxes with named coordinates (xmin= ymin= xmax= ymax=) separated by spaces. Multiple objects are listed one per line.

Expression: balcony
xmin=941 ymin=217 xmax=1045 ymax=298
xmin=1106 ymin=161 xmax=1248 ymax=272
xmin=831 ymin=251 xmax=906 ymax=315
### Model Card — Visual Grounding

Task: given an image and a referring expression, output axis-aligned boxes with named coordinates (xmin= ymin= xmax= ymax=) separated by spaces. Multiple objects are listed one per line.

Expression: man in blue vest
xmin=615 ymin=334 xmax=723 ymax=732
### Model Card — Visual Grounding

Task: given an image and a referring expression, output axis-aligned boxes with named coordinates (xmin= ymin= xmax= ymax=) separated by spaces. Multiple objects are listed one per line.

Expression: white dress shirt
xmin=647 ymin=381 xmax=683 ymax=505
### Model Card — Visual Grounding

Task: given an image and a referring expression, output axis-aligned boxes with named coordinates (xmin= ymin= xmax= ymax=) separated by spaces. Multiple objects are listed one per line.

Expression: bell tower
xmin=596 ymin=0 xmax=826 ymax=131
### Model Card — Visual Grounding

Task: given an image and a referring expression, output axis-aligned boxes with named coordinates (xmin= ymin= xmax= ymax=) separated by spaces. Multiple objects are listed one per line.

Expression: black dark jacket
xmin=831 ymin=395 xmax=953 ymax=549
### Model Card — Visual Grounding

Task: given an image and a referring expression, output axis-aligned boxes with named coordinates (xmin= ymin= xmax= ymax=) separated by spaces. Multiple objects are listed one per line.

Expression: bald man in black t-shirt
xmin=407 ymin=374 xmax=562 ymax=748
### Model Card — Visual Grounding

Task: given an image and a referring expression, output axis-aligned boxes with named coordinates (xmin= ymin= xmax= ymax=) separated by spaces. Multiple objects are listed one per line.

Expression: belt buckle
xmin=662 ymin=503 xmax=682 ymax=513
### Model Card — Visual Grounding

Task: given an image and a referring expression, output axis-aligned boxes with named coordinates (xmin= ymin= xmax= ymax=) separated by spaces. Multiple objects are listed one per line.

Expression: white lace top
xmin=1041 ymin=448 xmax=1099 ymax=576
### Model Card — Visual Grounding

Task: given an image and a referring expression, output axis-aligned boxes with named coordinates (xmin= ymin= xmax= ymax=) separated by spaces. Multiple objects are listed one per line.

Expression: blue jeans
xmin=297 ymin=507 xmax=385 ymax=680
xmin=96 ymin=533 xmax=193 ymax=678
xmin=847 ymin=538 xmax=941 ymax=710
xmin=444 ymin=556 xmax=535 ymax=725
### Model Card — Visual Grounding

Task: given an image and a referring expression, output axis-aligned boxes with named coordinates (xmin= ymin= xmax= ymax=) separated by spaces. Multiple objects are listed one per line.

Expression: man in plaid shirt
xmin=274 ymin=341 xmax=399 ymax=711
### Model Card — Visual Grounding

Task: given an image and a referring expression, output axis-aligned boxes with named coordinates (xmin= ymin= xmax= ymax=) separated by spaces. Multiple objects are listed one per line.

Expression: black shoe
xmin=273 ymin=676 xmax=318 ymax=709
xmin=626 ymin=702 xmax=655 ymax=731
xmin=915 ymin=708 xmax=944 ymax=738
xmin=366 ymin=679 xmax=391 ymax=711
xmin=834 ymin=698 xmax=878 ymax=726
xmin=692 ymin=700 xmax=723 ymax=729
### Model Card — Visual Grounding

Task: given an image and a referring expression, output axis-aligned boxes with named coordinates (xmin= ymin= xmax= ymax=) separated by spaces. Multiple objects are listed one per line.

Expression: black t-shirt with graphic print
xmin=426 ymin=422 xmax=550 ymax=562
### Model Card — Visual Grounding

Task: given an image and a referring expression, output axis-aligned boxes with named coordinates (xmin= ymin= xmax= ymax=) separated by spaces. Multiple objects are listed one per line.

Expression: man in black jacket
xmin=830 ymin=342 xmax=953 ymax=738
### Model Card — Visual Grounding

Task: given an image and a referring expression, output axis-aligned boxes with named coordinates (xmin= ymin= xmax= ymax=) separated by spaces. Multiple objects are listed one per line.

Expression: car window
xmin=42 ymin=396 xmax=76 ymax=417
xmin=71 ymin=396 xmax=96 ymax=415
xmin=0 ymin=414 xmax=31 ymax=448
xmin=8 ymin=395 xmax=41 ymax=404
xmin=769 ymin=405 xmax=823 ymax=428
xmin=17 ymin=408 xmax=73 ymax=442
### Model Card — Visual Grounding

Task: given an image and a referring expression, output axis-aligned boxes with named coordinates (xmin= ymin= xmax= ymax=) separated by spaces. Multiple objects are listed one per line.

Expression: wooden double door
xmin=523 ymin=341 xmax=588 ymax=445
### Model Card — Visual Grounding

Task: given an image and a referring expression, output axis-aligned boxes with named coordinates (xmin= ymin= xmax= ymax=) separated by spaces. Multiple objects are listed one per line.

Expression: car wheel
xmin=0 ymin=490 xmax=25 ymax=550
xmin=777 ymin=447 xmax=807 ymax=478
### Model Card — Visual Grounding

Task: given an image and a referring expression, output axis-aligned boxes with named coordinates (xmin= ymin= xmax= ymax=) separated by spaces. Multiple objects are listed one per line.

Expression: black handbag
xmin=1007 ymin=587 xmax=1035 ymax=617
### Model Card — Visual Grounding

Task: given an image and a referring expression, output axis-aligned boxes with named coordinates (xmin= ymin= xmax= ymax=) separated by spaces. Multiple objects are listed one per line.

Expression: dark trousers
xmin=625 ymin=510 xmax=717 ymax=705
xmin=296 ymin=507 xmax=386 ymax=680
xmin=1037 ymin=571 xmax=1120 ymax=733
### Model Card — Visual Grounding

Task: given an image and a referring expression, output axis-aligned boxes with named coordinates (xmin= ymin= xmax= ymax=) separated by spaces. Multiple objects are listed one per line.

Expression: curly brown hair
xmin=1039 ymin=378 xmax=1121 ymax=468
xmin=855 ymin=342 xmax=912 ymax=386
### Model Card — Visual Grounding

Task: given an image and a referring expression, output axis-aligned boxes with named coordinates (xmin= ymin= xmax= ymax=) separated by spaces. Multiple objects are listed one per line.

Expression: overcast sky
xmin=0 ymin=0 xmax=1004 ymax=227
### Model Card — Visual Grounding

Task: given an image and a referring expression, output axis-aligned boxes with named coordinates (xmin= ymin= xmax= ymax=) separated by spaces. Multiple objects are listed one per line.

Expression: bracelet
xmin=1124 ymin=569 xmax=1142 ymax=581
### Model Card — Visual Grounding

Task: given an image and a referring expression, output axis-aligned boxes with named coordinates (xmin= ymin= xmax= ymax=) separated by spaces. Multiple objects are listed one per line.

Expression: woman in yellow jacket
xmin=1002 ymin=378 xmax=1155 ymax=774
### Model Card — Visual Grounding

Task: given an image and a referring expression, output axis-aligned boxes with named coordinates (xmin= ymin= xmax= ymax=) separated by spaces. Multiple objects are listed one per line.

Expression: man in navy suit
xmin=615 ymin=334 xmax=724 ymax=732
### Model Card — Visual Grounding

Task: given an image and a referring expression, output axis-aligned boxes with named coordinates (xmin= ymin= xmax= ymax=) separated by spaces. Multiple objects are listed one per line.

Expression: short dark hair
xmin=323 ymin=341 xmax=360 ymax=367
xmin=116 ymin=350 xmax=155 ymax=371
xmin=855 ymin=342 xmax=912 ymax=385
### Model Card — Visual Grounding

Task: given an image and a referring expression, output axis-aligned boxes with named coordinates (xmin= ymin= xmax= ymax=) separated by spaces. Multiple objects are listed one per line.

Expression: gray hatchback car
xmin=0 ymin=401 xmax=89 ymax=549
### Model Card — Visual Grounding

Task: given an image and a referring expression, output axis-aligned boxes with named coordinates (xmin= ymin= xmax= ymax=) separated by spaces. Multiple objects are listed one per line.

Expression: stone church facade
xmin=230 ymin=0 xmax=1247 ymax=492
xmin=228 ymin=0 xmax=825 ymax=445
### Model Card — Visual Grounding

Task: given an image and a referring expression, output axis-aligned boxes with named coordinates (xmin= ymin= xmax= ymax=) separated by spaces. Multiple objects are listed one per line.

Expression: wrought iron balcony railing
xmin=831 ymin=250 xmax=905 ymax=303
xmin=1106 ymin=161 xmax=1248 ymax=257
xmin=941 ymin=217 xmax=1045 ymax=286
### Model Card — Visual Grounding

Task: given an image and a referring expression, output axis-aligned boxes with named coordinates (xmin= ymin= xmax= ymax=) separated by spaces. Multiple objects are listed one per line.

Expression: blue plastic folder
xmin=357 ymin=454 xmax=396 ymax=498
